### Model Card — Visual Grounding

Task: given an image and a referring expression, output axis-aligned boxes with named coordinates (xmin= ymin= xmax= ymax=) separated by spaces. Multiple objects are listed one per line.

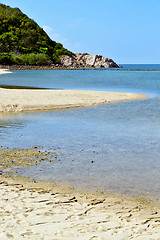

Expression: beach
xmin=0 ymin=69 xmax=13 ymax=75
xmin=1 ymin=68 xmax=160 ymax=239
xmin=0 ymin=69 xmax=148 ymax=113
xmin=0 ymin=174 xmax=160 ymax=240
xmin=0 ymin=88 xmax=148 ymax=113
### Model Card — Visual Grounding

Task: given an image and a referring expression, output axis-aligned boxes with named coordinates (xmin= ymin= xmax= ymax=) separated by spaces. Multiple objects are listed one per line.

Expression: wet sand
xmin=0 ymin=146 xmax=160 ymax=239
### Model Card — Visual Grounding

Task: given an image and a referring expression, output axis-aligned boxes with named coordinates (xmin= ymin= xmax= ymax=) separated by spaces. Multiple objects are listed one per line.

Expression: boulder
xmin=103 ymin=62 xmax=110 ymax=68
xmin=94 ymin=61 xmax=103 ymax=68
xmin=85 ymin=54 xmax=97 ymax=66
xmin=60 ymin=55 xmax=76 ymax=67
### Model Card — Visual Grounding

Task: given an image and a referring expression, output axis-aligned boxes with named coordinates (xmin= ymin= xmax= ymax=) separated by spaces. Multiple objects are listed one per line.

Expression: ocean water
xmin=121 ymin=64 xmax=160 ymax=70
xmin=1 ymin=65 xmax=160 ymax=96
xmin=0 ymin=65 xmax=160 ymax=199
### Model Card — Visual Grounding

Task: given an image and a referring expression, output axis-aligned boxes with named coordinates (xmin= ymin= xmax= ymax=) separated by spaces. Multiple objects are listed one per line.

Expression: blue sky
xmin=1 ymin=0 xmax=160 ymax=64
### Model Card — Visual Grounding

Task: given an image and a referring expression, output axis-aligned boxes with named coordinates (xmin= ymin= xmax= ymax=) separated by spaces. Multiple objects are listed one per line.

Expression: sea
xmin=0 ymin=64 xmax=160 ymax=200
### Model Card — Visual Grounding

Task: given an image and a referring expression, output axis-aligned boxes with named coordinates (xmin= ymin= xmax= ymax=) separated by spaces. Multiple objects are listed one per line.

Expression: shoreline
xmin=0 ymin=147 xmax=159 ymax=203
xmin=1 ymin=64 xmax=160 ymax=71
xmin=1 ymin=171 xmax=160 ymax=239
xmin=2 ymin=65 xmax=119 ymax=71
xmin=0 ymin=68 xmax=13 ymax=74
xmin=0 ymin=69 xmax=148 ymax=114
xmin=0 ymin=147 xmax=160 ymax=239
xmin=0 ymin=129 xmax=160 ymax=239
xmin=0 ymin=88 xmax=148 ymax=113
xmin=0 ymin=68 xmax=148 ymax=113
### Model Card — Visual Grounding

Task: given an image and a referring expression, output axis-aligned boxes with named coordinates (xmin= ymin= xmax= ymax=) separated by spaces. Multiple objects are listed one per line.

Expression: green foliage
xmin=0 ymin=52 xmax=51 ymax=65
xmin=20 ymin=53 xmax=51 ymax=65
xmin=52 ymin=54 xmax=61 ymax=64
xmin=0 ymin=3 xmax=71 ymax=65
xmin=0 ymin=52 xmax=13 ymax=65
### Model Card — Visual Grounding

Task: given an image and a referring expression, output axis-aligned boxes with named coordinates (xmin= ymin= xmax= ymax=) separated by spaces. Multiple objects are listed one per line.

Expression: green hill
xmin=0 ymin=3 xmax=71 ymax=65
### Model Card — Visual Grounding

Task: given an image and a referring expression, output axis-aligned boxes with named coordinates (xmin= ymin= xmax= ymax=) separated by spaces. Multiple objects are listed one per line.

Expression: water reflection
xmin=0 ymin=113 xmax=27 ymax=140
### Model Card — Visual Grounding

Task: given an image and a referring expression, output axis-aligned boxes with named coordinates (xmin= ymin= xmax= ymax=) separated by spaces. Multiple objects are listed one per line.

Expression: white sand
xmin=0 ymin=176 xmax=160 ymax=240
xmin=0 ymin=88 xmax=147 ymax=113
xmin=0 ymin=69 xmax=12 ymax=75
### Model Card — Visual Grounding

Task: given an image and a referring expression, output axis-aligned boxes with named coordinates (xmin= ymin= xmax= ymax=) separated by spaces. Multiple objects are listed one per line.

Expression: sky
xmin=1 ymin=0 xmax=160 ymax=64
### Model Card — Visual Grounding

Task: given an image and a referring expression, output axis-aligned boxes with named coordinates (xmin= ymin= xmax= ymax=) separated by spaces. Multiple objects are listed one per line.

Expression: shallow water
xmin=0 ymin=66 xmax=160 ymax=199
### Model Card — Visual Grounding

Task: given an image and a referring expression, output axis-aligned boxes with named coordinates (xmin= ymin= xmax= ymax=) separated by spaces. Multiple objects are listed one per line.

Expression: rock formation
xmin=60 ymin=53 xmax=121 ymax=68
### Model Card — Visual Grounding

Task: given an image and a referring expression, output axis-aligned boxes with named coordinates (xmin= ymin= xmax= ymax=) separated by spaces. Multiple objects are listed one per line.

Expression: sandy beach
xmin=0 ymin=69 xmax=148 ymax=113
xmin=0 ymin=88 xmax=148 ymax=113
xmin=1 ymin=68 xmax=159 ymax=239
xmin=0 ymin=69 xmax=13 ymax=75
xmin=0 ymin=149 xmax=160 ymax=239
xmin=0 ymin=174 xmax=160 ymax=240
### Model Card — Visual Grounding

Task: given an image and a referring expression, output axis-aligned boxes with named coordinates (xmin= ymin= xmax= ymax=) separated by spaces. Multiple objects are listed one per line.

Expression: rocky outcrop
xmin=60 ymin=53 xmax=121 ymax=68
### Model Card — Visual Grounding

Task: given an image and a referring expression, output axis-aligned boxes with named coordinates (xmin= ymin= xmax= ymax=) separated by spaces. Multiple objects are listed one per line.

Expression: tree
xmin=0 ymin=3 xmax=71 ymax=65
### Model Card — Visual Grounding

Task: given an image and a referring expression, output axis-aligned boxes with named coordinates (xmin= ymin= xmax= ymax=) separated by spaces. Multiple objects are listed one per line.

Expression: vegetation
xmin=0 ymin=3 xmax=71 ymax=65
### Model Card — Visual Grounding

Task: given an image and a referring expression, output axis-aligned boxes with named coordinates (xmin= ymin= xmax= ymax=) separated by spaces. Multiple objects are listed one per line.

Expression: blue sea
xmin=0 ymin=64 xmax=160 ymax=200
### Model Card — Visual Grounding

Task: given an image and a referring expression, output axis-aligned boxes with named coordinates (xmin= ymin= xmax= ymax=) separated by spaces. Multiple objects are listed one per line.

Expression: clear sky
xmin=1 ymin=0 xmax=160 ymax=64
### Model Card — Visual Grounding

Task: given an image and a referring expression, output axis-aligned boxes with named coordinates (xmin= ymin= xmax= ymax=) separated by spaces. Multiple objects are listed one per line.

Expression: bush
xmin=0 ymin=52 xmax=14 ymax=65
xmin=14 ymin=53 xmax=50 ymax=65
xmin=12 ymin=54 xmax=23 ymax=64
xmin=52 ymin=54 xmax=61 ymax=64
xmin=6 ymin=53 xmax=51 ymax=65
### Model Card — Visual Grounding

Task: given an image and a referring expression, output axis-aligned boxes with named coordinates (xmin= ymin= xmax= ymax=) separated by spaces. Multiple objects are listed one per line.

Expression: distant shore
xmin=0 ymin=64 xmax=86 ymax=70
xmin=1 ymin=64 xmax=120 ymax=71
xmin=1 ymin=64 xmax=160 ymax=71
